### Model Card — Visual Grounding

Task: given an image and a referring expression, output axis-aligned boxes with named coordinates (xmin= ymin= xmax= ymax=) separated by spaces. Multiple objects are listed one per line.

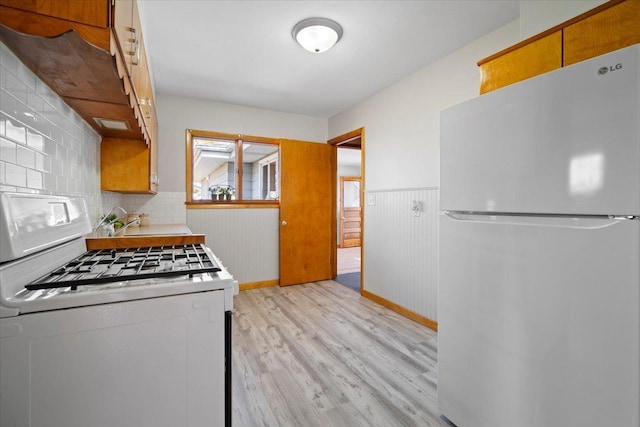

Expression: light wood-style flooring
xmin=232 ymin=280 xmax=448 ymax=427
xmin=337 ymin=246 xmax=361 ymax=274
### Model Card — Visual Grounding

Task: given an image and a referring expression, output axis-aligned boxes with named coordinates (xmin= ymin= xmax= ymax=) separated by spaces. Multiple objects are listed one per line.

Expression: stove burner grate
xmin=25 ymin=244 xmax=221 ymax=291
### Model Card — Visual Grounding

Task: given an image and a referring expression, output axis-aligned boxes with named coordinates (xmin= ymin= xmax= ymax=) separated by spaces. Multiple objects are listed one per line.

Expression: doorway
xmin=328 ymin=128 xmax=363 ymax=292
xmin=340 ymin=176 xmax=361 ymax=248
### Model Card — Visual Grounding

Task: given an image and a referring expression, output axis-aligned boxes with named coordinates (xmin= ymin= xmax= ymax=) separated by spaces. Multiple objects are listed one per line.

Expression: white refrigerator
xmin=438 ymin=44 xmax=640 ymax=427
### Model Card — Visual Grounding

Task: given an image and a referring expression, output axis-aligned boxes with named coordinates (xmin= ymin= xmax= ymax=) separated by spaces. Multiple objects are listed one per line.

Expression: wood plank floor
xmin=337 ymin=246 xmax=361 ymax=274
xmin=232 ymin=280 xmax=449 ymax=427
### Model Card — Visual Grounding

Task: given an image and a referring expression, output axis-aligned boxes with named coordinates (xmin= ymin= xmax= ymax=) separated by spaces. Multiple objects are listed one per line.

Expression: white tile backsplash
xmin=0 ymin=42 xmax=184 ymax=230
xmin=0 ymin=41 xmax=104 ymax=224
xmin=119 ymin=192 xmax=188 ymax=225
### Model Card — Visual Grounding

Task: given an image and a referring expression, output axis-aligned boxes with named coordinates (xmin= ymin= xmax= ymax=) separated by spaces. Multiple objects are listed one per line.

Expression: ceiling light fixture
xmin=292 ymin=17 xmax=343 ymax=53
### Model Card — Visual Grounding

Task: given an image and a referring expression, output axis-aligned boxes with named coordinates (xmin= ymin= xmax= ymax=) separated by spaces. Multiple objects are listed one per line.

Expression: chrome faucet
xmin=113 ymin=217 xmax=141 ymax=236
xmin=93 ymin=206 xmax=128 ymax=237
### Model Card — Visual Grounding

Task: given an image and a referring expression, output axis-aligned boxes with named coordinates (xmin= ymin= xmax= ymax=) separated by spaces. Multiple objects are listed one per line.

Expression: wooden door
xmin=340 ymin=177 xmax=361 ymax=247
xmin=279 ymin=139 xmax=335 ymax=286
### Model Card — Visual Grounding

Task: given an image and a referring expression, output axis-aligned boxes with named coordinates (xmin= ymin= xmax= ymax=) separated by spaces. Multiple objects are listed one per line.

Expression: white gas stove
xmin=0 ymin=192 xmax=236 ymax=427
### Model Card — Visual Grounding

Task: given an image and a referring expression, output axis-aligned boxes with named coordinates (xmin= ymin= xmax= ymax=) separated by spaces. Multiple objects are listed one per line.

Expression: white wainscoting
xmin=187 ymin=208 xmax=279 ymax=285
xmin=363 ymin=188 xmax=439 ymax=322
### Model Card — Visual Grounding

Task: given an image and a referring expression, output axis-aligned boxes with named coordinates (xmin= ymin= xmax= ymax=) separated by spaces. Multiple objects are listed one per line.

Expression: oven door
xmin=0 ymin=290 xmax=227 ymax=427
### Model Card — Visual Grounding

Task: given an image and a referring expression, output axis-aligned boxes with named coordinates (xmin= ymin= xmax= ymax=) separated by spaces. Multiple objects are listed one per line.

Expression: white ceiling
xmin=137 ymin=0 xmax=519 ymax=119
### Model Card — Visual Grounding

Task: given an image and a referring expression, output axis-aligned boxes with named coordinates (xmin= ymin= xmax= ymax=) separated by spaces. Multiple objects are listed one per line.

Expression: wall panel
xmin=364 ymin=188 xmax=439 ymax=321
xmin=187 ymin=208 xmax=279 ymax=285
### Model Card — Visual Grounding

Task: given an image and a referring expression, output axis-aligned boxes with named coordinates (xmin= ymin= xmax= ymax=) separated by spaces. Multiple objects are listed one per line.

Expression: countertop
xmin=85 ymin=224 xmax=206 ymax=250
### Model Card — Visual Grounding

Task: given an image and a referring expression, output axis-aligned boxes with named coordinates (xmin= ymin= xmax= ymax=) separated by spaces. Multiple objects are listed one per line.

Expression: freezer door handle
xmin=443 ymin=212 xmax=626 ymax=230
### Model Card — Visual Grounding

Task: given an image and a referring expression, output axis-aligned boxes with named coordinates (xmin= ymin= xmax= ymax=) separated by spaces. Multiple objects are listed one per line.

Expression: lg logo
xmin=598 ymin=63 xmax=623 ymax=75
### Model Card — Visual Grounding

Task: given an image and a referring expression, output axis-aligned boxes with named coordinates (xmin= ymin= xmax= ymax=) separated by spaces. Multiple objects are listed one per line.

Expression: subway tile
xmin=43 ymin=172 xmax=56 ymax=191
xmin=34 ymin=151 xmax=49 ymax=172
xmin=43 ymin=137 xmax=56 ymax=156
xmin=5 ymin=162 xmax=25 ymax=187
xmin=27 ymin=129 xmax=45 ymax=152
xmin=56 ymin=144 xmax=68 ymax=163
xmin=29 ymin=113 xmax=53 ymax=140
xmin=26 ymin=168 xmax=42 ymax=189
xmin=0 ymin=137 xmax=16 ymax=162
xmin=16 ymin=144 xmax=34 ymax=169
xmin=27 ymin=91 xmax=44 ymax=115
xmin=4 ymin=116 xmax=26 ymax=144
xmin=2 ymin=42 xmax=103 ymax=215
xmin=35 ymin=78 xmax=53 ymax=105
xmin=56 ymin=175 xmax=67 ymax=193
xmin=16 ymin=61 xmax=36 ymax=92
xmin=0 ymin=43 xmax=19 ymax=76
xmin=67 ymin=179 xmax=77 ymax=194
xmin=50 ymin=157 xmax=63 ymax=176
xmin=4 ymin=71 xmax=27 ymax=104
xmin=0 ymin=88 xmax=17 ymax=114
xmin=49 ymin=125 xmax=64 ymax=145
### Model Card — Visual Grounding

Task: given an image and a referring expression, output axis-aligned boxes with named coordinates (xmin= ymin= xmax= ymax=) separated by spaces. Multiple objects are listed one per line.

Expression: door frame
xmin=328 ymin=128 xmax=364 ymax=283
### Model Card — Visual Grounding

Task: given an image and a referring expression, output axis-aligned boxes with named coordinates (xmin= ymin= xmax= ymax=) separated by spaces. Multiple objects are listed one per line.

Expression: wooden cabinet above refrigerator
xmin=477 ymin=0 xmax=640 ymax=94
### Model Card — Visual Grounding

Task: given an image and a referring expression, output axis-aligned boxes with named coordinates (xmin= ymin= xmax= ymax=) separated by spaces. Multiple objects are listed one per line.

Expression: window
xmin=186 ymin=129 xmax=279 ymax=204
xmin=259 ymin=153 xmax=278 ymax=200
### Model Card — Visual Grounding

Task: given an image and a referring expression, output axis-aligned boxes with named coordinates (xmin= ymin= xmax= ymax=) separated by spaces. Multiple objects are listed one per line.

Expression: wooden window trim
xmin=186 ymin=129 xmax=280 ymax=206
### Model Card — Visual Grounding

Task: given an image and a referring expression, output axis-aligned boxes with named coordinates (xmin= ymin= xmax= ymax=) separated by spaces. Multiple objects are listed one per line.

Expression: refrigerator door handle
xmin=443 ymin=212 xmax=628 ymax=230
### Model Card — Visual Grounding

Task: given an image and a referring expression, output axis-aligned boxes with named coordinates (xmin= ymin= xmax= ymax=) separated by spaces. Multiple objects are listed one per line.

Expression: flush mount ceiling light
xmin=292 ymin=17 xmax=343 ymax=53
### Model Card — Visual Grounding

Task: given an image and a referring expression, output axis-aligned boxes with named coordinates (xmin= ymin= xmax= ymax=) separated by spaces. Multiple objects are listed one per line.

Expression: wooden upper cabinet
xmin=478 ymin=0 xmax=640 ymax=94
xmin=0 ymin=0 xmax=108 ymax=27
xmin=479 ymin=31 xmax=562 ymax=94
xmin=101 ymin=137 xmax=157 ymax=193
xmin=564 ymin=0 xmax=640 ymax=66
xmin=113 ymin=0 xmax=135 ymax=73
xmin=0 ymin=0 xmax=155 ymax=145
xmin=0 ymin=0 xmax=159 ymax=194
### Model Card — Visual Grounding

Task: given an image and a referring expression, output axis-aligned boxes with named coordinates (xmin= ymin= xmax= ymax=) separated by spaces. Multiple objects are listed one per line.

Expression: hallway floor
xmin=337 ymin=246 xmax=360 ymax=274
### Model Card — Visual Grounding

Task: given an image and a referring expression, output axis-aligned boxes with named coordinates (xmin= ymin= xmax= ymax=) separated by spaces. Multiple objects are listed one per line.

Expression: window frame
xmin=186 ymin=129 xmax=280 ymax=207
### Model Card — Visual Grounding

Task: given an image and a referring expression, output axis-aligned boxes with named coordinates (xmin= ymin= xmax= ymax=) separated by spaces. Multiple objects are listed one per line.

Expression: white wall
xmin=328 ymin=20 xmax=521 ymax=322
xmin=145 ymin=94 xmax=328 ymax=283
xmin=328 ymin=0 xmax=607 ymax=323
xmin=329 ymin=20 xmax=521 ymax=191
xmin=155 ymin=94 xmax=328 ymax=192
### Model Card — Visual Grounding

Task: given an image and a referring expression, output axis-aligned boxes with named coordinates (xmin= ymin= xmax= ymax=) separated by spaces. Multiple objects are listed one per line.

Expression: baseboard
xmin=361 ymin=289 xmax=438 ymax=332
xmin=239 ymin=279 xmax=279 ymax=291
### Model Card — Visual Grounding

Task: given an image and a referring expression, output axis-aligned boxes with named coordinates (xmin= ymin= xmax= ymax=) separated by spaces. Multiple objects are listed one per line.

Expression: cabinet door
xmin=0 ymin=0 xmax=108 ymax=27
xmin=564 ymin=0 xmax=640 ymax=66
xmin=101 ymin=138 xmax=155 ymax=193
xmin=479 ymin=31 xmax=562 ymax=94
xmin=113 ymin=0 xmax=135 ymax=74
